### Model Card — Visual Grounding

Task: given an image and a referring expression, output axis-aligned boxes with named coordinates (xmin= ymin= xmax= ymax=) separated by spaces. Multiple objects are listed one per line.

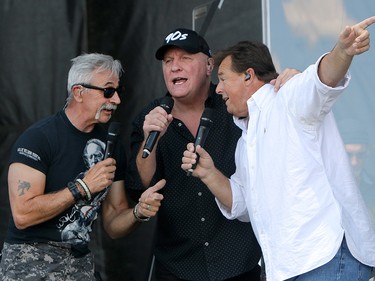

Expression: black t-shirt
xmin=127 ymin=84 xmax=262 ymax=280
xmin=5 ymin=110 xmax=126 ymax=247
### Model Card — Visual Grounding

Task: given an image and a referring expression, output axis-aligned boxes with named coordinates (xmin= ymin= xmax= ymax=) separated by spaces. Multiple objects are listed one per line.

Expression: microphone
xmin=104 ymin=122 xmax=121 ymax=159
xmin=142 ymin=96 xmax=174 ymax=158
xmin=187 ymin=108 xmax=214 ymax=176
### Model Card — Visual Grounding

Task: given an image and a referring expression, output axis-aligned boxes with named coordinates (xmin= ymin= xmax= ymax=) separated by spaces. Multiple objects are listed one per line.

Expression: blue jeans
xmin=285 ymin=237 xmax=373 ymax=281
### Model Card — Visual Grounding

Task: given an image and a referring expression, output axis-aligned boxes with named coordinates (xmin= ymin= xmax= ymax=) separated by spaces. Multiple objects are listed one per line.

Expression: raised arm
xmin=319 ymin=16 xmax=375 ymax=87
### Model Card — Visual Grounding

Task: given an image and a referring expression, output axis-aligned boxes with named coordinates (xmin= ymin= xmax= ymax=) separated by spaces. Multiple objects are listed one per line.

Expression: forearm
xmin=136 ymin=140 xmax=157 ymax=187
xmin=103 ymin=207 xmax=140 ymax=239
xmin=102 ymin=181 xmax=142 ymax=239
xmin=11 ymin=187 xmax=75 ymax=229
xmin=318 ymin=47 xmax=352 ymax=87
xmin=102 ymin=179 xmax=164 ymax=239
xmin=318 ymin=17 xmax=375 ymax=86
xmin=201 ymin=167 xmax=233 ymax=209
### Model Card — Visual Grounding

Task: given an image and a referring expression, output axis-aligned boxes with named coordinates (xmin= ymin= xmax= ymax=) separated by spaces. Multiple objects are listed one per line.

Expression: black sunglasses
xmin=78 ymin=83 xmax=123 ymax=98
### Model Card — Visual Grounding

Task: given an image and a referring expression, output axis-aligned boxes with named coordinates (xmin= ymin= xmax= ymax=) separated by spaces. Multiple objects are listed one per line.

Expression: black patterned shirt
xmin=127 ymin=84 xmax=261 ymax=280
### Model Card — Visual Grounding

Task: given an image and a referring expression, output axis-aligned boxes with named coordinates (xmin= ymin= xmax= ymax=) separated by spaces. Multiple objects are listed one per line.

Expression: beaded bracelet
xmin=133 ymin=203 xmax=151 ymax=222
xmin=75 ymin=178 xmax=92 ymax=201
xmin=67 ymin=181 xmax=82 ymax=202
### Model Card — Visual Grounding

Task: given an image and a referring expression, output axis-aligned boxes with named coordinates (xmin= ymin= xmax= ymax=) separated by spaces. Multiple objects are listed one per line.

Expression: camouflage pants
xmin=0 ymin=242 xmax=97 ymax=281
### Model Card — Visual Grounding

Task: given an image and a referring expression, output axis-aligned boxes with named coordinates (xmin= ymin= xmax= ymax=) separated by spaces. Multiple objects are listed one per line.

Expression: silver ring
xmin=146 ymin=204 xmax=151 ymax=210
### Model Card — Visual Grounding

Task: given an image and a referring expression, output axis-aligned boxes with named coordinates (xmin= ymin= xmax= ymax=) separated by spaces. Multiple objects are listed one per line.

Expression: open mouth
xmin=172 ymin=77 xmax=187 ymax=85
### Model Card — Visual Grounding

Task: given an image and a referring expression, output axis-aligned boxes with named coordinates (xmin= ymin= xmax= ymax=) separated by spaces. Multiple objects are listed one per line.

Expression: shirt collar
xmin=233 ymin=83 xmax=276 ymax=130
xmin=249 ymin=83 xmax=276 ymax=111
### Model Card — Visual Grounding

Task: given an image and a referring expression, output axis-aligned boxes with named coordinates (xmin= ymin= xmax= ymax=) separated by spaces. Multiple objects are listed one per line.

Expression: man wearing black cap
xmin=155 ymin=28 xmax=212 ymax=59
xmin=126 ymin=28 xmax=295 ymax=280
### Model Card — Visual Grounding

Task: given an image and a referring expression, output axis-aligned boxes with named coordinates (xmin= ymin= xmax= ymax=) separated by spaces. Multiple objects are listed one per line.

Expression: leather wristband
xmin=67 ymin=181 xmax=82 ymax=202
xmin=75 ymin=178 xmax=92 ymax=201
xmin=133 ymin=203 xmax=150 ymax=222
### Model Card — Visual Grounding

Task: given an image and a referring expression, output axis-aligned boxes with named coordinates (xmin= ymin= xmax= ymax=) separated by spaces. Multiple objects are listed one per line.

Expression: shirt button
xmin=198 ymin=192 xmax=202 ymax=196
xmin=201 ymin=217 xmax=205 ymax=221
xmin=204 ymin=242 xmax=209 ymax=246
xmin=178 ymin=122 xmax=182 ymax=127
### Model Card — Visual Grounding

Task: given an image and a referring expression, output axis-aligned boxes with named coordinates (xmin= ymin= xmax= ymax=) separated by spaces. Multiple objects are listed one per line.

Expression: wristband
xmin=133 ymin=203 xmax=150 ymax=222
xmin=75 ymin=178 xmax=92 ymax=201
xmin=67 ymin=181 xmax=82 ymax=202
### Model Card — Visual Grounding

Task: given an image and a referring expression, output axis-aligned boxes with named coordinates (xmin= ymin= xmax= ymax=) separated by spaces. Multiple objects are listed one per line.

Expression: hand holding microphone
xmin=105 ymin=121 xmax=121 ymax=159
xmin=186 ymin=108 xmax=213 ymax=176
xmin=98 ymin=121 xmax=121 ymax=190
xmin=82 ymin=122 xmax=121 ymax=195
xmin=142 ymin=96 xmax=174 ymax=158
xmin=182 ymin=140 xmax=216 ymax=180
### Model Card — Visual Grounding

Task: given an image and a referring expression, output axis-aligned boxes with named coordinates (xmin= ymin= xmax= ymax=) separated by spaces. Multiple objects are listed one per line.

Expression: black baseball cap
xmin=155 ymin=28 xmax=212 ymax=60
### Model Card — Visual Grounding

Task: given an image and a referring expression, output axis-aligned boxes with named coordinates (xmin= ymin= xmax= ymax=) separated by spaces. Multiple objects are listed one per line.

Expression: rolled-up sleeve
xmin=215 ymin=177 xmax=250 ymax=222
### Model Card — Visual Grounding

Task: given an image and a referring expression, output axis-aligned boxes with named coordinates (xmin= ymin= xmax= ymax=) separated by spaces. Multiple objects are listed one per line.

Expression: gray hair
xmin=65 ymin=53 xmax=123 ymax=104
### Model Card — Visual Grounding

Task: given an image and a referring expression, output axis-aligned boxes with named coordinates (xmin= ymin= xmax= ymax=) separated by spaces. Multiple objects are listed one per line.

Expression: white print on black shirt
xmin=58 ymin=138 xmax=109 ymax=245
xmin=17 ymin=147 xmax=41 ymax=161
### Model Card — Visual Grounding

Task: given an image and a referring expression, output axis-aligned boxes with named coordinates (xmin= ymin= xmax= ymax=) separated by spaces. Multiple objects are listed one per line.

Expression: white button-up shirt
xmin=217 ymin=56 xmax=375 ymax=280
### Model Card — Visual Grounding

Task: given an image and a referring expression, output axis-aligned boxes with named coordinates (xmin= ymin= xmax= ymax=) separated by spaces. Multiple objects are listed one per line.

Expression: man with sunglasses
xmin=0 ymin=53 xmax=165 ymax=280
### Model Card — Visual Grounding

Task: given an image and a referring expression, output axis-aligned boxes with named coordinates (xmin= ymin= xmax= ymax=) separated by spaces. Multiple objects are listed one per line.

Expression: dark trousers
xmin=154 ymin=259 xmax=261 ymax=281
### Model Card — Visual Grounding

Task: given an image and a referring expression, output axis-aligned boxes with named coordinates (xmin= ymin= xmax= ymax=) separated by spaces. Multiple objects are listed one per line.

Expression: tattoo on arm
xmin=18 ymin=180 xmax=31 ymax=196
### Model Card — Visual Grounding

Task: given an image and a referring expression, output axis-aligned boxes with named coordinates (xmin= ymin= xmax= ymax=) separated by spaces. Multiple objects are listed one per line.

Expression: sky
xmin=268 ymin=0 xmax=375 ymax=222
xmin=268 ymin=0 xmax=375 ymax=137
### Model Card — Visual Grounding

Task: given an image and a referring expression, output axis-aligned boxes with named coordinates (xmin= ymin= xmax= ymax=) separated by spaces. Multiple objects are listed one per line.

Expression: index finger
xmin=187 ymin=142 xmax=195 ymax=152
xmin=357 ymin=16 xmax=375 ymax=30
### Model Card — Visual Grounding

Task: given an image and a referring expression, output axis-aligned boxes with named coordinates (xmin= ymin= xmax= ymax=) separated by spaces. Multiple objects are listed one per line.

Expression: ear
xmin=207 ymin=57 xmax=214 ymax=74
xmin=244 ymin=68 xmax=254 ymax=82
xmin=71 ymin=84 xmax=84 ymax=102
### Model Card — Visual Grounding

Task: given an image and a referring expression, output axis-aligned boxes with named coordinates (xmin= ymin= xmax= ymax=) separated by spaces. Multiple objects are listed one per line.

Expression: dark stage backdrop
xmin=0 ymin=1 xmax=262 ymax=280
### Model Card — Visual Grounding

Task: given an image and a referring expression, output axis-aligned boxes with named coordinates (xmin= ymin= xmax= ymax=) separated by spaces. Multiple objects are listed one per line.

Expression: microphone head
xmin=160 ymin=96 xmax=174 ymax=114
xmin=200 ymin=107 xmax=214 ymax=128
xmin=107 ymin=122 xmax=121 ymax=142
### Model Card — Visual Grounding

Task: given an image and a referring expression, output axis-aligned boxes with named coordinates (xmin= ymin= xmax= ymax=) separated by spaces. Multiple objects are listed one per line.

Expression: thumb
xmin=340 ymin=26 xmax=352 ymax=41
xmin=148 ymin=179 xmax=166 ymax=192
xmin=339 ymin=26 xmax=356 ymax=48
xmin=195 ymin=145 xmax=208 ymax=157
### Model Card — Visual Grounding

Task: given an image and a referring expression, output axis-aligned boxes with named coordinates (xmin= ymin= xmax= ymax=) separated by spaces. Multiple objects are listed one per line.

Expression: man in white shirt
xmin=181 ymin=16 xmax=375 ymax=281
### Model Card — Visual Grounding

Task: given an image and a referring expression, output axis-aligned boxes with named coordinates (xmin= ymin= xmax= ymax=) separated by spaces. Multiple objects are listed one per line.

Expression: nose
xmin=216 ymin=81 xmax=224 ymax=96
xmin=170 ymin=60 xmax=182 ymax=72
xmin=110 ymin=91 xmax=121 ymax=104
